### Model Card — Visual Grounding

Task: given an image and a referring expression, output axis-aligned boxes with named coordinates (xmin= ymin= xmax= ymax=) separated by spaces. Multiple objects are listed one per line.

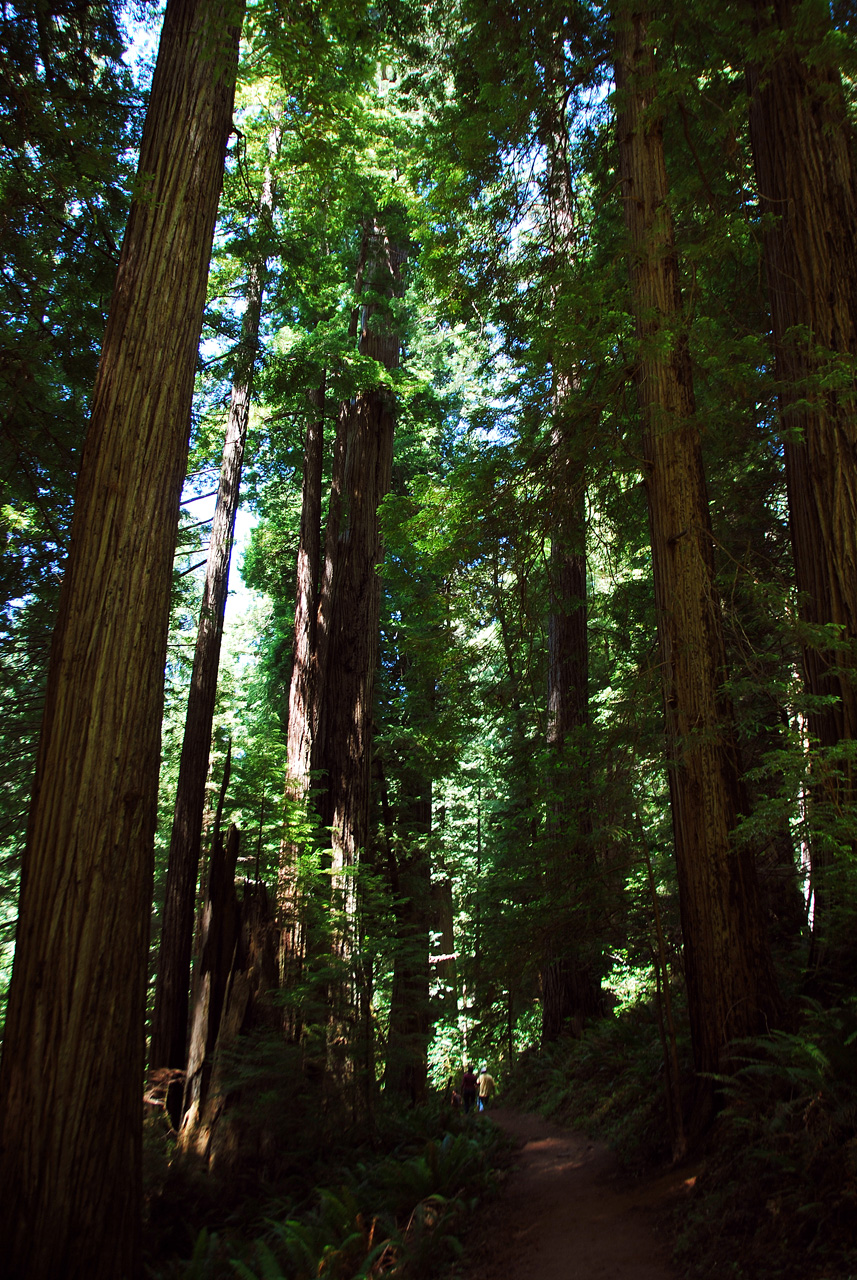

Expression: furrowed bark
xmin=180 ymin=821 xmax=242 ymax=1154
xmin=279 ymin=378 xmax=326 ymax=998
xmin=614 ymin=3 xmax=780 ymax=1102
xmin=278 ymin=261 xmax=366 ymax=1003
xmin=0 ymin=1 xmax=243 ymax=1276
xmin=150 ymin=121 xmax=280 ymax=1092
xmin=745 ymin=0 xmax=857 ymax=958
xmin=314 ymin=219 xmax=406 ymax=1101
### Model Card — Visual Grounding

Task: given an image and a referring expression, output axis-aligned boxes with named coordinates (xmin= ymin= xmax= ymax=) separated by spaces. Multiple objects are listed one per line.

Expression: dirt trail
xmin=462 ymin=1106 xmax=692 ymax=1279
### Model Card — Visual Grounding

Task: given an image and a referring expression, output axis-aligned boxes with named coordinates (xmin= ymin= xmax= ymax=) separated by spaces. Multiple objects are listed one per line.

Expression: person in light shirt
xmin=478 ymin=1067 xmax=496 ymax=1112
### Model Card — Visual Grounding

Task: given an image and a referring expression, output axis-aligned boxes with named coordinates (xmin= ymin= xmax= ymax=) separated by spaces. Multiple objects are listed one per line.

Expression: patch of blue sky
xmin=120 ymin=0 xmax=162 ymax=94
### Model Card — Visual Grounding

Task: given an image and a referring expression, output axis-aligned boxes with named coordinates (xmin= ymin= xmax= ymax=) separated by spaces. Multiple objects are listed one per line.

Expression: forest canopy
xmin=2 ymin=0 xmax=857 ymax=1276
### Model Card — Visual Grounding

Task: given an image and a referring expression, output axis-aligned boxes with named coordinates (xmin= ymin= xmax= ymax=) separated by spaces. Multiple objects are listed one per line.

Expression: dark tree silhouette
xmin=0 ymin=1 xmax=243 ymax=1274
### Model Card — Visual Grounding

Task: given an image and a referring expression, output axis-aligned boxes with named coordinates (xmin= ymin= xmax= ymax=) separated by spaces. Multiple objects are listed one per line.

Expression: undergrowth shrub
xmin=146 ymin=1100 xmax=504 ymax=1280
xmin=504 ymin=996 xmax=690 ymax=1167
xmin=676 ymin=1000 xmax=857 ymax=1280
xmin=235 ymin=1125 xmax=500 ymax=1280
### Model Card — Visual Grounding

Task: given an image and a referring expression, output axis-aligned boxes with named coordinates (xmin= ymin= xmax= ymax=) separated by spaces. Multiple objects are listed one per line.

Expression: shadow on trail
xmin=462 ymin=1105 xmax=693 ymax=1280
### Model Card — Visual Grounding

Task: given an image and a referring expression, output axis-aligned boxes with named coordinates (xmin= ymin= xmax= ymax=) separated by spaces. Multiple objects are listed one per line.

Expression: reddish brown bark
xmin=278 ymin=263 xmax=367 ymax=991
xmin=315 ymin=223 xmax=406 ymax=874
xmin=307 ymin=275 xmax=367 ymax=769
xmin=286 ymin=384 xmax=327 ymax=793
xmin=745 ymin=0 xmax=857 ymax=949
xmin=180 ymin=821 xmax=242 ymax=1152
xmin=0 ymin=1 xmax=242 ymax=1275
xmin=614 ymin=4 xmax=780 ymax=1089
xmin=150 ymin=289 xmax=258 ymax=1075
xmin=150 ymin=125 xmax=280 ymax=1086
xmin=313 ymin=220 xmax=406 ymax=1097
xmin=179 ymin=821 xmax=280 ymax=1170
xmin=279 ymin=380 xmax=326 ymax=995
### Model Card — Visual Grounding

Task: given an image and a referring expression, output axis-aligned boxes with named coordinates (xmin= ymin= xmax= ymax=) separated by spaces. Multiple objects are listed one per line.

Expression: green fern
xmin=231 ymin=1240 xmax=286 ymax=1280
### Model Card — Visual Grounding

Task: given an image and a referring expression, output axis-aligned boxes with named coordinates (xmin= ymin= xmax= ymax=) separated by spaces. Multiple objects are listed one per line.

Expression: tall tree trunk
xmin=614 ymin=4 xmax=780 ymax=1102
xmin=0 ymin=2 xmax=242 ymax=1276
xmin=314 ymin=218 xmax=406 ymax=1097
xmin=181 ymin=821 xmax=242 ymax=1148
xmin=279 ymin=378 xmax=326 ymax=1002
xmin=542 ymin=502 xmax=601 ymax=1040
xmin=745 ymin=0 xmax=857 ymax=959
xmin=179 ymin=809 xmax=280 ymax=1170
xmin=278 ymin=271 xmax=366 ymax=1004
xmin=150 ymin=125 xmax=280 ymax=1091
xmin=384 ymin=732 xmax=432 ymax=1104
xmin=539 ymin=39 xmax=602 ymax=1043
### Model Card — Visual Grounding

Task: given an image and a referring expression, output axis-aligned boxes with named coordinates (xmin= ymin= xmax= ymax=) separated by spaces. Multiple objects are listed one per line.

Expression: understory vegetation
xmin=507 ymin=997 xmax=857 ymax=1280
xmin=3 ymin=0 xmax=857 ymax=1277
xmin=144 ymin=1092 xmax=505 ymax=1279
xmin=142 ymin=990 xmax=857 ymax=1279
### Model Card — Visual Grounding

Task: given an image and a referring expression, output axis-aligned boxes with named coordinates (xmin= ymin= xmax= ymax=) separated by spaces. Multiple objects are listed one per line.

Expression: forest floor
xmin=451 ymin=1105 xmax=697 ymax=1279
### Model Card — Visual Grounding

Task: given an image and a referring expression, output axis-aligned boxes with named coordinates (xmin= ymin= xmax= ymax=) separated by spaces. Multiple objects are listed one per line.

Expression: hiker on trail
xmin=461 ymin=1064 xmax=478 ymax=1114
xmin=478 ymin=1067 xmax=496 ymax=1112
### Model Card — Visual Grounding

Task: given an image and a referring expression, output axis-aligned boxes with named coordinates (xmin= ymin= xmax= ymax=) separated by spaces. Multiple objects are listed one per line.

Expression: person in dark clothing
xmin=461 ymin=1064 xmax=478 ymax=1114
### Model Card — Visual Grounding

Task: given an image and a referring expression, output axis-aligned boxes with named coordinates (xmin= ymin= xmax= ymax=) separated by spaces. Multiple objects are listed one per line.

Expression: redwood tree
xmin=149 ymin=119 xmax=281 ymax=1102
xmin=0 ymin=1 xmax=242 ymax=1274
xmin=539 ymin=36 xmax=602 ymax=1042
xmin=384 ymin=786 xmax=432 ymax=1106
xmin=278 ymin=378 xmax=326 ymax=998
xmin=312 ymin=217 xmax=407 ymax=1096
xmin=614 ymin=3 xmax=780 ymax=1097
xmin=745 ymin=0 xmax=857 ymax=956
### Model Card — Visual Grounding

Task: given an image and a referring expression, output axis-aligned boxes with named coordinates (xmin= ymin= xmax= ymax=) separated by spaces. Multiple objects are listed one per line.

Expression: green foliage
xmin=503 ymin=996 xmax=689 ymax=1168
xmin=147 ymin=1101 xmax=502 ymax=1280
xmin=240 ymin=1188 xmax=390 ymax=1280
xmin=675 ymin=1003 xmax=857 ymax=1280
xmin=239 ymin=1123 xmax=499 ymax=1280
xmin=8 ymin=3 xmax=857 ymax=1275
